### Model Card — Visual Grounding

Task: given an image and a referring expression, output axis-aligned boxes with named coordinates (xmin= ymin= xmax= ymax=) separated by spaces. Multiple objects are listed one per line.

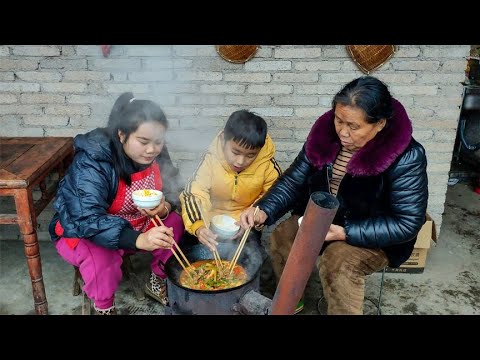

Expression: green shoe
xmin=294 ymin=298 xmax=304 ymax=314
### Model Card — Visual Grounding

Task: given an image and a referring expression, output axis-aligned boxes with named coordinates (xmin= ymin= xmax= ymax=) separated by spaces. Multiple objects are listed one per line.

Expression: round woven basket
xmin=346 ymin=45 xmax=396 ymax=74
xmin=216 ymin=45 xmax=259 ymax=64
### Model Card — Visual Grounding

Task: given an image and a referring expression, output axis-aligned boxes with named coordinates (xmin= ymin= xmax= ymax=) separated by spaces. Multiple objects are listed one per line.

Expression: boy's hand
xmin=196 ymin=226 xmax=219 ymax=252
xmin=231 ymin=227 xmax=245 ymax=241
xmin=239 ymin=207 xmax=267 ymax=229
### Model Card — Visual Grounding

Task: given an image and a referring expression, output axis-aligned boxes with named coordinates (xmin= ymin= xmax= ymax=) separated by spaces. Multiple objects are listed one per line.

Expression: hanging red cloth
xmin=101 ymin=45 xmax=111 ymax=57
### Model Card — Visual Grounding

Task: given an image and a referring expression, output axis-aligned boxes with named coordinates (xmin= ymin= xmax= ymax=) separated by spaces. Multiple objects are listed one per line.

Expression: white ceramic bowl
xmin=132 ymin=189 xmax=163 ymax=209
xmin=210 ymin=214 xmax=240 ymax=240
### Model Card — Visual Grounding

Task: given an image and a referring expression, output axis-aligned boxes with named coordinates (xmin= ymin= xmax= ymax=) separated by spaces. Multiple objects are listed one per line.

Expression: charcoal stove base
xmin=165 ymin=276 xmax=265 ymax=315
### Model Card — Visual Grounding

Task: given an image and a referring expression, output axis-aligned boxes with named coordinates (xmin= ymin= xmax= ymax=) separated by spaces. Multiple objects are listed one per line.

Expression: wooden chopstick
xmin=197 ymin=202 xmax=210 ymax=230
xmin=151 ymin=216 xmax=194 ymax=280
xmin=229 ymin=227 xmax=251 ymax=274
xmin=196 ymin=203 xmax=223 ymax=268
xmin=229 ymin=206 xmax=259 ymax=274
xmin=154 ymin=215 xmax=193 ymax=269
xmin=229 ymin=206 xmax=259 ymax=271
xmin=212 ymin=249 xmax=221 ymax=269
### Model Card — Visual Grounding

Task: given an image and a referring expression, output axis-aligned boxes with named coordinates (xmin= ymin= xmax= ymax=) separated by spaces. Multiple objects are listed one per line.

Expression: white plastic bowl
xmin=132 ymin=189 xmax=163 ymax=209
xmin=210 ymin=214 xmax=240 ymax=240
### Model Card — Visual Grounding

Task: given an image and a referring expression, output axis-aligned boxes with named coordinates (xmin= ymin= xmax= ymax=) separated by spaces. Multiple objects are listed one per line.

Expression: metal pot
xmin=163 ymin=242 xmax=266 ymax=315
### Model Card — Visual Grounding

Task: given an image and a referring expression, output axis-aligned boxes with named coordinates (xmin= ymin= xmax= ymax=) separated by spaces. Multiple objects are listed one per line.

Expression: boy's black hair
xmin=223 ymin=110 xmax=267 ymax=150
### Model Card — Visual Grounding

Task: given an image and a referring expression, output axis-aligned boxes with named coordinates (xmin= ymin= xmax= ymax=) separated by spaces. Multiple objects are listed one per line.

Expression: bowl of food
xmin=132 ymin=189 xmax=163 ymax=209
xmin=210 ymin=214 xmax=240 ymax=241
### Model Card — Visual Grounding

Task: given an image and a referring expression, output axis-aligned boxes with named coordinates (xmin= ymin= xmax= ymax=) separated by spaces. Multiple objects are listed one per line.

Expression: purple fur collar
xmin=305 ymin=99 xmax=412 ymax=176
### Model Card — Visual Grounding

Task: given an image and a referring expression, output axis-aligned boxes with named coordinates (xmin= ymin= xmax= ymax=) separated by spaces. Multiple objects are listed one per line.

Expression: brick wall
xmin=0 ymin=45 xmax=470 ymax=241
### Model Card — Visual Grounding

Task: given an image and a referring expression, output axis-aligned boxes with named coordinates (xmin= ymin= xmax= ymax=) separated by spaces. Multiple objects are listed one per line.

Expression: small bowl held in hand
xmin=132 ymin=189 xmax=163 ymax=209
xmin=210 ymin=214 xmax=240 ymax=241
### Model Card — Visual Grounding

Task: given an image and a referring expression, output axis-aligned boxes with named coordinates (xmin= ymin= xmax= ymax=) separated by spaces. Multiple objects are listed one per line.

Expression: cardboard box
xmin=385 ymin=214 xmax=436 ymax=274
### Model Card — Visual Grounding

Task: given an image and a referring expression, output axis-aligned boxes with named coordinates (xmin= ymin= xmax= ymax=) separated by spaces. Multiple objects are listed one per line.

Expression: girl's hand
xmin=325 ymin=224 xmax=346 ymax=242
xmin=136 ymin=226 xmax=174 ymax=251
xmin=195 ymin=226 xmax=218 ymax=252
xmin=137 ymin=197 xmax=170 ymax=218
xmin=239 ymin=207 xmax=267 ymax=230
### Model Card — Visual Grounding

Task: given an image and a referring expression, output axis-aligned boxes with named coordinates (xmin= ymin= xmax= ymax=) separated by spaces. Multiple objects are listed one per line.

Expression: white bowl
xmin=210 ymin=214 xmax=240 ymax=240
xmin=132 ymin=189 xmax=163 ymax=209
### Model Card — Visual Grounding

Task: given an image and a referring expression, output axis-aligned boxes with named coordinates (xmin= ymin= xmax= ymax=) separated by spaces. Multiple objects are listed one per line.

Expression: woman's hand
xmin=136 ymin=226 xmax=174 ymax=251
xmin=239 ymin=207 xmax=268 ymax=229
xmin=137 ymin=197 xmax=170 ymax=218
xmin=195 ymin=226 xmax=218 ymax=252
xmin=325 ymin=224 xmax=346 ymax=242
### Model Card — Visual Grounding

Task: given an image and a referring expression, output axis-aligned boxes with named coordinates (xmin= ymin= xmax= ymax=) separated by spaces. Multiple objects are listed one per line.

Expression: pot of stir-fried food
xmin=163 ymin=241 xmax=268 ymax=315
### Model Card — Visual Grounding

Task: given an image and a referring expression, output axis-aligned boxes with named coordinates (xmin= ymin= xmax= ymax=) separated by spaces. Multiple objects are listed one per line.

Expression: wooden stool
xmin=73 ymin=254 xmax=145 ymax=315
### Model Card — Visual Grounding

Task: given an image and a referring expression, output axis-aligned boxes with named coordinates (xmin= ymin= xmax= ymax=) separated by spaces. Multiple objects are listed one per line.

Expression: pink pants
xmin=55 ymin=212 xmax=184 ymax=309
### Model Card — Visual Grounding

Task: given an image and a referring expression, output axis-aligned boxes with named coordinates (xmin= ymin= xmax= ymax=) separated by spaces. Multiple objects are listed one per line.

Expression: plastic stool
xmin=317 ymin=267 xmax=386 ymax=315
xmin=367 ymin=267 xmax=386 ymax=315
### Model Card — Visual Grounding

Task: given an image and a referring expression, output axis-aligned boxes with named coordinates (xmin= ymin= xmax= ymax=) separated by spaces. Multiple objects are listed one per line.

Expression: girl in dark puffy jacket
xmin=239 ymin=76 xmax=428 ymax=315
xmin=50 ymin=92 xmax=184 ymax=314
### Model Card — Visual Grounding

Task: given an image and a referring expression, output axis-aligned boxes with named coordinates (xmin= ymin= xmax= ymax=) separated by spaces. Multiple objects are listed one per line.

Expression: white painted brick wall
xmin=0 ymin=45 xmax=471 ymax=241
xmin=11 ymin=46 xmax=60 ymax=57
xmin=0 ymin=93 xmax=17 ymax=103
xmin=16 ymin=71 xmax=62 ymax=82
xmin=223 ymin=73 xmax=271 ymax=83
xmin=0 ymin=46 xmax=9 ymax=56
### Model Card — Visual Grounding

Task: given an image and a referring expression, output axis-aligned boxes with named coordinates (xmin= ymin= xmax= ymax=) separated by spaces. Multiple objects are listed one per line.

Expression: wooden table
xmin=0 ymin=137 xmax=74 ymax=315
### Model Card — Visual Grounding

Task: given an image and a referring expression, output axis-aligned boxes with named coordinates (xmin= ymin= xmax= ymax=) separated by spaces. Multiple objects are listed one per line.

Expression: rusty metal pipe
xmin=271 ymin=191 xmax=339 ymax=315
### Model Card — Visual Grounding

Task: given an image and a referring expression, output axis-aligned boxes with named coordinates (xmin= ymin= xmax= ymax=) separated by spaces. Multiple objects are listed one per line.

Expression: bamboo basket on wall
xmin=216 ymin=45 xmax=259 ymax=64
xmin=346 ymin=45 xmax=396 ymax=74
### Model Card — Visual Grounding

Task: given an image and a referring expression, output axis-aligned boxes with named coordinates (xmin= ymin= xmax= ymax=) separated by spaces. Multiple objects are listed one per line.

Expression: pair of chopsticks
xmin=151 ymin=215 xmax=194 ymax=280
xmin=228 ymin=206 xmax=259 ymax=274
xmin=197 ymin=203 xmax=223 ymax=270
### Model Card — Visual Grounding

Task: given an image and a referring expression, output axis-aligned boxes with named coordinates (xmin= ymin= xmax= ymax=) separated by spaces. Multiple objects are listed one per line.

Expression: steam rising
xmin=166 ymin=236 xmax=265 ymax=290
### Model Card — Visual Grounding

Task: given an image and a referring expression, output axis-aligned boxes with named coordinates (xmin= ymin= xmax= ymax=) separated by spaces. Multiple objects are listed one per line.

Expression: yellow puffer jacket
xmin=180 ymin=132 xmax=281 ymax=236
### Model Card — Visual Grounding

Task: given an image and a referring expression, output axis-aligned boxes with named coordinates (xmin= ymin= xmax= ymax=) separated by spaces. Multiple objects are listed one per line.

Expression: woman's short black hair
xmin=332 ymin=76 xmax=394 ymax=124
xmin=223 ymin=110 xmax=267 ymax=150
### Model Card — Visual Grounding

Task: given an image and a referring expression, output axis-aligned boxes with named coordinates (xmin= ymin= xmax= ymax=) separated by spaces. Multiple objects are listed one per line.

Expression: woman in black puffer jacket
xmin=239 ymin=76 xmax=428 ymax=314
xmin=49 ymin=92 xmax=185 ymax=314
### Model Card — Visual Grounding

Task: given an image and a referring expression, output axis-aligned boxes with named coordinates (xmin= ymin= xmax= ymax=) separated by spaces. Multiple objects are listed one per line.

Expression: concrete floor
xmin=1 ymin=182 xmax=479 ymax=315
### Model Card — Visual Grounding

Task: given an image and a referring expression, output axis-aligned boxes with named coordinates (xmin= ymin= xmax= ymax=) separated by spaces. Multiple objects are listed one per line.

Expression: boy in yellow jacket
xmin=180 ymin=110 xmax=281 ymax=251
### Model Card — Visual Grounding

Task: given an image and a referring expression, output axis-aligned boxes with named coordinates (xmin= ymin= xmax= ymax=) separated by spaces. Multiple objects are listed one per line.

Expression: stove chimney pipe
xmin=271 ymin=191 xmax=339 ymax=315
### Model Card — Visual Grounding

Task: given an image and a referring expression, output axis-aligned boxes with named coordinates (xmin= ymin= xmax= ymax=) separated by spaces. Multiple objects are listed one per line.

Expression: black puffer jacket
xmin=49 ymin=128 xmax=183 ymax=250
xmin=257 ymin=100 xmax=428 ymax=267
